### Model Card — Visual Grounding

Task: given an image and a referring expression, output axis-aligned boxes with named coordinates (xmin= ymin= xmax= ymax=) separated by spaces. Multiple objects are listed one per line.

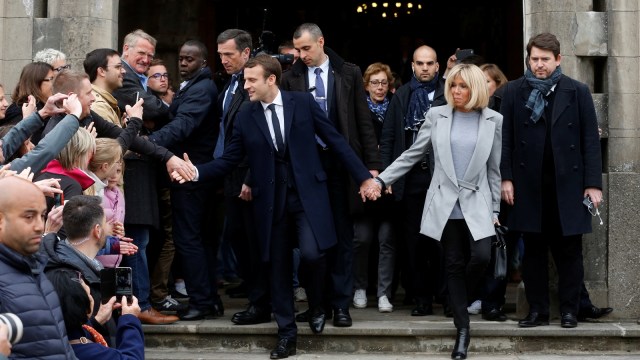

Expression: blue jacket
xmin=70 ymin=314 xmax=144 ymax=360
xmin=0 ymin=243 xmax=76 ymax=359
xmin=148 ymin=67 xmax=218 ymax=165
xmin=197 ymin=91 xmax=371 ymax=261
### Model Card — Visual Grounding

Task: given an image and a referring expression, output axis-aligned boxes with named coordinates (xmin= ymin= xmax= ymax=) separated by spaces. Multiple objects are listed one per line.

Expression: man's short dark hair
xmin=52 ymin=69 xmax=89 ymax=95
xmin=62 ymin=195 xmax=104 ymax=239
xmin=182 ymin=40 xmax=208 ymax=61
xmin=83 ymin=48 xmax=120 ymax=83
xmin=245 ymin=55 xmax=282 ymax=85
xmin=46 ymin=269 xmax=92 ymax=333
xmin=216 ymin=29 xmax=253 ymax=53
xmin=527 ymin=32 xmax=561 ymax=58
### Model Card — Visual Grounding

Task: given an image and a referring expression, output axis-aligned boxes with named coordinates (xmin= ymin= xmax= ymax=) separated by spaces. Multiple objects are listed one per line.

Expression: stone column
xmin=605 ymin=0 xmax=640 ymax=319
xmin=0 ymin=0 xmax=118 ymax=96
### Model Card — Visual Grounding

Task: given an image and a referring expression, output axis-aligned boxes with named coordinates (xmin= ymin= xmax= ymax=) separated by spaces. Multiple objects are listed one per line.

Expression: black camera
xmin=0 ymin=313 xmax=23 ymax=344
xmin=252 ymin=30 xmax=294 ymax=65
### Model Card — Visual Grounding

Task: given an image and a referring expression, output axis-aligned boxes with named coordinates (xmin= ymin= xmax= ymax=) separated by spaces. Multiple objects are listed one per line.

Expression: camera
xmin=252 ymin=30 xmax=294 ymax=65
xmin=99 ymin=267 xmax=133 ymax=304
xmin=0 ymin=313 xmax=23 ymax=344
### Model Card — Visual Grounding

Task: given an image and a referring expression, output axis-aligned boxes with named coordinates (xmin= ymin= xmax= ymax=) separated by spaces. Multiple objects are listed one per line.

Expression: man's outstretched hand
xmin=170 ymin=153 xmax=196 ymax=184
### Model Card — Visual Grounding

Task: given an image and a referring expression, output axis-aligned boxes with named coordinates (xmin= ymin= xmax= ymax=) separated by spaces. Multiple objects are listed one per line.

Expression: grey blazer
xmin=379 ymin=104 xmax=502 ymax=241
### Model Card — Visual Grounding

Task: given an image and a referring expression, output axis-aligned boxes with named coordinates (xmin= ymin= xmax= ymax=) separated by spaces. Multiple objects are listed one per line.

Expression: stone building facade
xmin=0 ymin=0 xmax=638 ymax=318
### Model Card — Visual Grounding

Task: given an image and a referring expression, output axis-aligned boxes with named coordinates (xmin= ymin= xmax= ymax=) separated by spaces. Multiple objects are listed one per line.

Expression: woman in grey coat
xmin=368 ymin=64 xmax=502 ymax=359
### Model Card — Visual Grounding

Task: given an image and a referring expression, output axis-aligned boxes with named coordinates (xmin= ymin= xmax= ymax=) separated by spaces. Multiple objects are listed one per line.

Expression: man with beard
xmin=84 ymin=48 xmax=127 ymax=127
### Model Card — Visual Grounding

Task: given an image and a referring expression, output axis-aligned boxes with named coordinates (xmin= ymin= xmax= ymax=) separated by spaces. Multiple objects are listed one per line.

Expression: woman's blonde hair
xmin=444 ymin=64 xmax=489 ymax=111
xmin=88 ymin=138 xmax=122 ymax=173
xmin=57 ymin=128 xmax=95 ymax=170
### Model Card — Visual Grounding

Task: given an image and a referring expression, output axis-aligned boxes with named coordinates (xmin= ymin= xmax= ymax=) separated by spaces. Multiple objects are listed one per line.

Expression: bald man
xmin=0 ymin=177 xmax=76 ymax=359
xmin=379 ymin=45 xmax=449 ymax=317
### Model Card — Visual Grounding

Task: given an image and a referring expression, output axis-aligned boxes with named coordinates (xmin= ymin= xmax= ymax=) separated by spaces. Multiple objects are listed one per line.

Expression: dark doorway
xmin=119 ymin=0 xmax=523 ymax=89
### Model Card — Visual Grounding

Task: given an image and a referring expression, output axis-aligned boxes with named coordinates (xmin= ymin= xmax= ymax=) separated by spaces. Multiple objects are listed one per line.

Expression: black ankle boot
xmin=451 ymin=327 xmax=470 ymax=359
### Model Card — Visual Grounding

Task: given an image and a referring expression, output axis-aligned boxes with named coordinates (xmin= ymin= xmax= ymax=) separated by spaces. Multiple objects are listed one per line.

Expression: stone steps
xmin=143 ymin=290 xmax=637 ymax=358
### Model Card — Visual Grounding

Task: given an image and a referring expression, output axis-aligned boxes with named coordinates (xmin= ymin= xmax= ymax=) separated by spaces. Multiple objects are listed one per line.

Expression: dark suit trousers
xmin=319 ymin=150 xmax=353 ymax=310
xmin=224 ymin=196 xmax=270 ymax=309
xmin=170 ymin=180 xmax=219 ymax=310
xmin=441 ymin=219 xmax=491 ymax=329
xmin=271 ymin=187 xmax=326 ymax=340
xmin=401 ymin=167 xmax=444 ymax=305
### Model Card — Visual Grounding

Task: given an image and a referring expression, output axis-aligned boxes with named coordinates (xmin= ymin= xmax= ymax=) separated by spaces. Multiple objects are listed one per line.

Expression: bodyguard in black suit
xmin=281 ymin=23 xmax=381 ymax=327
xmin=172 ymin=55 xmax=377 ymax=359
xmin=500 ymin=33 xmax=602 ymax=328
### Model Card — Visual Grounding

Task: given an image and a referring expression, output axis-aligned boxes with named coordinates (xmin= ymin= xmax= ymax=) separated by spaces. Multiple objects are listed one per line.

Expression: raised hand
xmin=62 ymin=93 xmax=82 ymax=118
xmin=33 ymin=178 xmax=62 ymax=197
xmin=22 ymin=95 xmax=37 ymax=118
xmin=125 ymin=97 xmax=144 ymax=120
xmin=39 ymin=93 xmax=68 ymax=119
xmin=44 ymin=204 xmax=65 ymax=234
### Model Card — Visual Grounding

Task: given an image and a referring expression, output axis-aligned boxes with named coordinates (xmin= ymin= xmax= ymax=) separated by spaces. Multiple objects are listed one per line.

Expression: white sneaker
xmin=378 ymin=295 xmax=393 ymax=313
xmin=294 ymin=287 xmax=307 ymax=302
xmin=353 ymin=289 xmax=367 ymax=308
xmin=467 ymin=299 xmax=482 ymax=314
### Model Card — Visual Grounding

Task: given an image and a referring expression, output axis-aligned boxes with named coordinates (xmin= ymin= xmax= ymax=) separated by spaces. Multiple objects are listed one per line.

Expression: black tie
xmin=268 ymin=104 xmax=285 ymax=154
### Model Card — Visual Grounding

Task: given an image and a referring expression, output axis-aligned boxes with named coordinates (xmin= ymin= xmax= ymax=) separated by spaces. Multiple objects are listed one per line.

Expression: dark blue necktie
xmin=314 ymin=68 xmax=328 ymax=148
xmin=213 ymin=74 xmax=238 ymax=158
xmin=268 ymin=104 xmax=285 ymax=154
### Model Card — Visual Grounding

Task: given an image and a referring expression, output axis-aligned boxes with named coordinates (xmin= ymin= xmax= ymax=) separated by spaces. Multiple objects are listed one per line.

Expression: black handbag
xmin=492 ymin=225 xmax=508 ymax=280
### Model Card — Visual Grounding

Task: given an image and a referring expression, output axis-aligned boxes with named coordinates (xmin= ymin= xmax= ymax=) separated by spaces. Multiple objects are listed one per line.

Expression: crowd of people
xmin=0 ymin=24 xmax=610 ymax=360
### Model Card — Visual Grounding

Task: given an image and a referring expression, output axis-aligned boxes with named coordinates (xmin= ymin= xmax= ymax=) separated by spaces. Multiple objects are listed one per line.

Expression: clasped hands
xmin=358 ymin=178 xmax=392 ymax=202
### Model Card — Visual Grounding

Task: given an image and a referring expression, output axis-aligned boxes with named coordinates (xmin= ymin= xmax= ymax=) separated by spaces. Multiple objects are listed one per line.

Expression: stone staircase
xmin=143 ymin=290 xmax=640 ymax=359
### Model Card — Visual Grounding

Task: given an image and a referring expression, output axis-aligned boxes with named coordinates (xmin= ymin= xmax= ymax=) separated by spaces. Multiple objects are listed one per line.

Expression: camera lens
xmin=0 ymin=313 xmax=23 ymax=344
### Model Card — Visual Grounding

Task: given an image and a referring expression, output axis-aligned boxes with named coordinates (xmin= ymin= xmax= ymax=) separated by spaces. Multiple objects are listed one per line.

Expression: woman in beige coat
xmin=370 ymin=64 xmax=502 ymax=359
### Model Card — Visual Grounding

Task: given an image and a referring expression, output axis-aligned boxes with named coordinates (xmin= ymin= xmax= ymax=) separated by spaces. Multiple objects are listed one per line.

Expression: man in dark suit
xmin=281 ymin=23 xmax=381 ymax=327
xmin=172 ymin=55 xmax=377 ymax=359
xmin=379 ymin=44 xmax=448 ymax=316
xmin=213 ymin=29 xmax=270 ymax=325
xmin=500 ymin=32 xmax=603 ymax=328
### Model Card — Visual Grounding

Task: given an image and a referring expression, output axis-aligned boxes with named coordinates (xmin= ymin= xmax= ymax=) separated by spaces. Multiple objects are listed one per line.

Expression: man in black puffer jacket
xmin=0 ymin=176 xmax=76 ymax=359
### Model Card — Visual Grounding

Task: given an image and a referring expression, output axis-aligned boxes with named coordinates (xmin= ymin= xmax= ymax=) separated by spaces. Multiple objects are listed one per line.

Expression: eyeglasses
xmin=42 ymin=77 xmax=55 ymax=82
xmin=584 ymin=197 xmax=604 ymax=225
xmin=54 ymin=64 xmax=71 ymax=73
xmin=369 ymin=80 xmax=389 ymax=87
xmin=149 ymin=73 xmax=169 ymax=80
xmin=105 ymin=64 xmax=123 ymax=70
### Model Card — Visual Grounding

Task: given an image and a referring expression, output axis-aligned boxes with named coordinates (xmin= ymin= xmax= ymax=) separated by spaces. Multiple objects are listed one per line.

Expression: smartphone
xmin=456 ymin=49 xmax=474 ymax=63
xmin=53 ymin=193 xmax=64 ymax=207
xmin=135 ymin=91 xmax=140 ymax=103
xmin=583 ymin=195 xmax=594 ymax=211
xmin=100 ymin=267 xmax=133 ymax=303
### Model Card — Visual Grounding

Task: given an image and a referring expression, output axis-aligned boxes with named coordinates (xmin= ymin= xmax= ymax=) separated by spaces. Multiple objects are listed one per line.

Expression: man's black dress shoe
xmin=309 ymin=309 xmax=326 ymax=334
xmin=179 ymin=307 xmax=211 ymax=321
xmin=270 ymin=338 xmax=296 ymax=359
xmin=296 ymin=307 xmax=332 ymax=322
xmin=482 ymin=308 xmax=507 ymax=322
xmin=578 ymin=306 xmax=613 ymax=321
xmin=561 ymin=312 xmax=578 ymax=328
xmin=451 ymin=327 xmax=470 ymax=359
xmin=411 ymin=302 xmax=433 ymax=316
xmin=231 ymin=305 xmax=271 ymax=325
xmin=518 ymin=312 xmax=549 ymax=327
xmin=333 ymin=308 xmax=352 ymax=327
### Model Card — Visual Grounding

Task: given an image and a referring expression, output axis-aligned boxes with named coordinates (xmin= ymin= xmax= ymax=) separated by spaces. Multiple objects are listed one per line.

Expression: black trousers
xmin=522 ymin=232 xmax=583 ymax=314
xmin=224 ymin=196 xmax=269 ymax=309
xmin=271 ymin=187 xmax=326 ymax=340
xmin=441 ymin=219 xmax=491 ymax=329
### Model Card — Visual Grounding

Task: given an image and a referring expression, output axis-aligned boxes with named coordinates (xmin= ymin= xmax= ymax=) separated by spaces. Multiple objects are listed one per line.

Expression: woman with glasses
xmin=352 ymin=62 xmax=397 ymax=313
xmin=368 ymin=64 xmax=502 ymax=359
xmin=46 ymin=269 xmax=144 ymax=359
xmin=2 ymin=62 xmax=55 ymax=144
